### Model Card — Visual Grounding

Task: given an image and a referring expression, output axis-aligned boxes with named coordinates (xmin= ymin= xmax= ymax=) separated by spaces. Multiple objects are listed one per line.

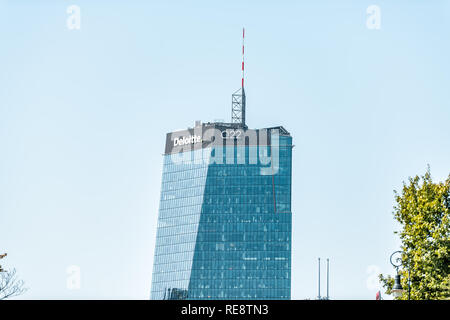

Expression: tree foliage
xmin=0 ymin=253 xmax=27 ymax=300
xmin=380 ymin=168 xmax=450 ymax=300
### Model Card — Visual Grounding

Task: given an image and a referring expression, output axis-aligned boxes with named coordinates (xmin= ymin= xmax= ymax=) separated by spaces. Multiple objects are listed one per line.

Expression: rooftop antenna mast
xmin=326 ymin=258 xmax=330 ymax=300
xmin=231 ymin=27 xmax=247 ymax=128
xmin=318 ymin=258 xmax=321 ymax=300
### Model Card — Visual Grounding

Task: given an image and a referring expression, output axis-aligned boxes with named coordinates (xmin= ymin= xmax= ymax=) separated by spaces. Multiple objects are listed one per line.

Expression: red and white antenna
xmin=242 ymin=27 xmax=245 ymax=88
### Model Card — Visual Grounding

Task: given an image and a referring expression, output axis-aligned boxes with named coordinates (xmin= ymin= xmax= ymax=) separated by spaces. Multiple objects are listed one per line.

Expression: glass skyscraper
xmin=151 ymin=122 xmax=292 ymax=300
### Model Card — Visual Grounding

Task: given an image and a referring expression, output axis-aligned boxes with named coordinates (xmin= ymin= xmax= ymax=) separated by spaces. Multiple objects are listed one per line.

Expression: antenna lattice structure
xmin=231 ymin=28 xmax=246 ymax=127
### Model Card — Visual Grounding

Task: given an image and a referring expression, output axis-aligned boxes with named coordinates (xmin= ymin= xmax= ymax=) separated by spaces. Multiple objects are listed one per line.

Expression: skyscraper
xmin=151 ymin=29 xmax=292 ymax=300
xmin=150 ymin=118 xmax=292 ymax=299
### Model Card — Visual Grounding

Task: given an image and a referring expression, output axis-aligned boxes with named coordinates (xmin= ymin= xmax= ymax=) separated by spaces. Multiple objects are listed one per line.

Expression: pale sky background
xmin=1 ymin=0 xmax=449 ymax=300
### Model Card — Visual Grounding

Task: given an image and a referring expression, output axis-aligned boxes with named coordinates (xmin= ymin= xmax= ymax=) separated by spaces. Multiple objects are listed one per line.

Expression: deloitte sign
xmin=173 ymin=135 xmax=202 ymax=147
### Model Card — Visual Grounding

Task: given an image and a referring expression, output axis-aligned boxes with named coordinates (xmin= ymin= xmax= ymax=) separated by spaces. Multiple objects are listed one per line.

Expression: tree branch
xmin=0 ymin=268 xmax=27 ymax=300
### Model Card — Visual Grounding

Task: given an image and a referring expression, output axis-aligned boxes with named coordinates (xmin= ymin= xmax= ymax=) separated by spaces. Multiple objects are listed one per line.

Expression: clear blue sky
xmin=1 ymin=0 xmax=449 ymax=300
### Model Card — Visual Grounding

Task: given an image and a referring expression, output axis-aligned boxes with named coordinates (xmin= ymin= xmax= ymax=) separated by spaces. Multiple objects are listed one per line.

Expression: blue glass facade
xmin=151 ymin=129 xmax=292 ymax=300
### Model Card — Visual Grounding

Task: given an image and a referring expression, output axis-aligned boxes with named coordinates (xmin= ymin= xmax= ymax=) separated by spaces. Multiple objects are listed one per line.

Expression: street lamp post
xmin=390 ymin=251 xmax=411 ymax=300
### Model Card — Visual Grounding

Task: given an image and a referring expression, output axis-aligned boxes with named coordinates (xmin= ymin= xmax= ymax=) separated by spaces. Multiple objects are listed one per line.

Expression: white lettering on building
xmin=173 ymin=135 xmax=202 ymax=147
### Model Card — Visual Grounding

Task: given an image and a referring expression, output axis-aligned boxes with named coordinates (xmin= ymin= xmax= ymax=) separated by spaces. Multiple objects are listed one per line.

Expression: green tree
xmin=380 ymin=168 xmax=450 ymax=300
